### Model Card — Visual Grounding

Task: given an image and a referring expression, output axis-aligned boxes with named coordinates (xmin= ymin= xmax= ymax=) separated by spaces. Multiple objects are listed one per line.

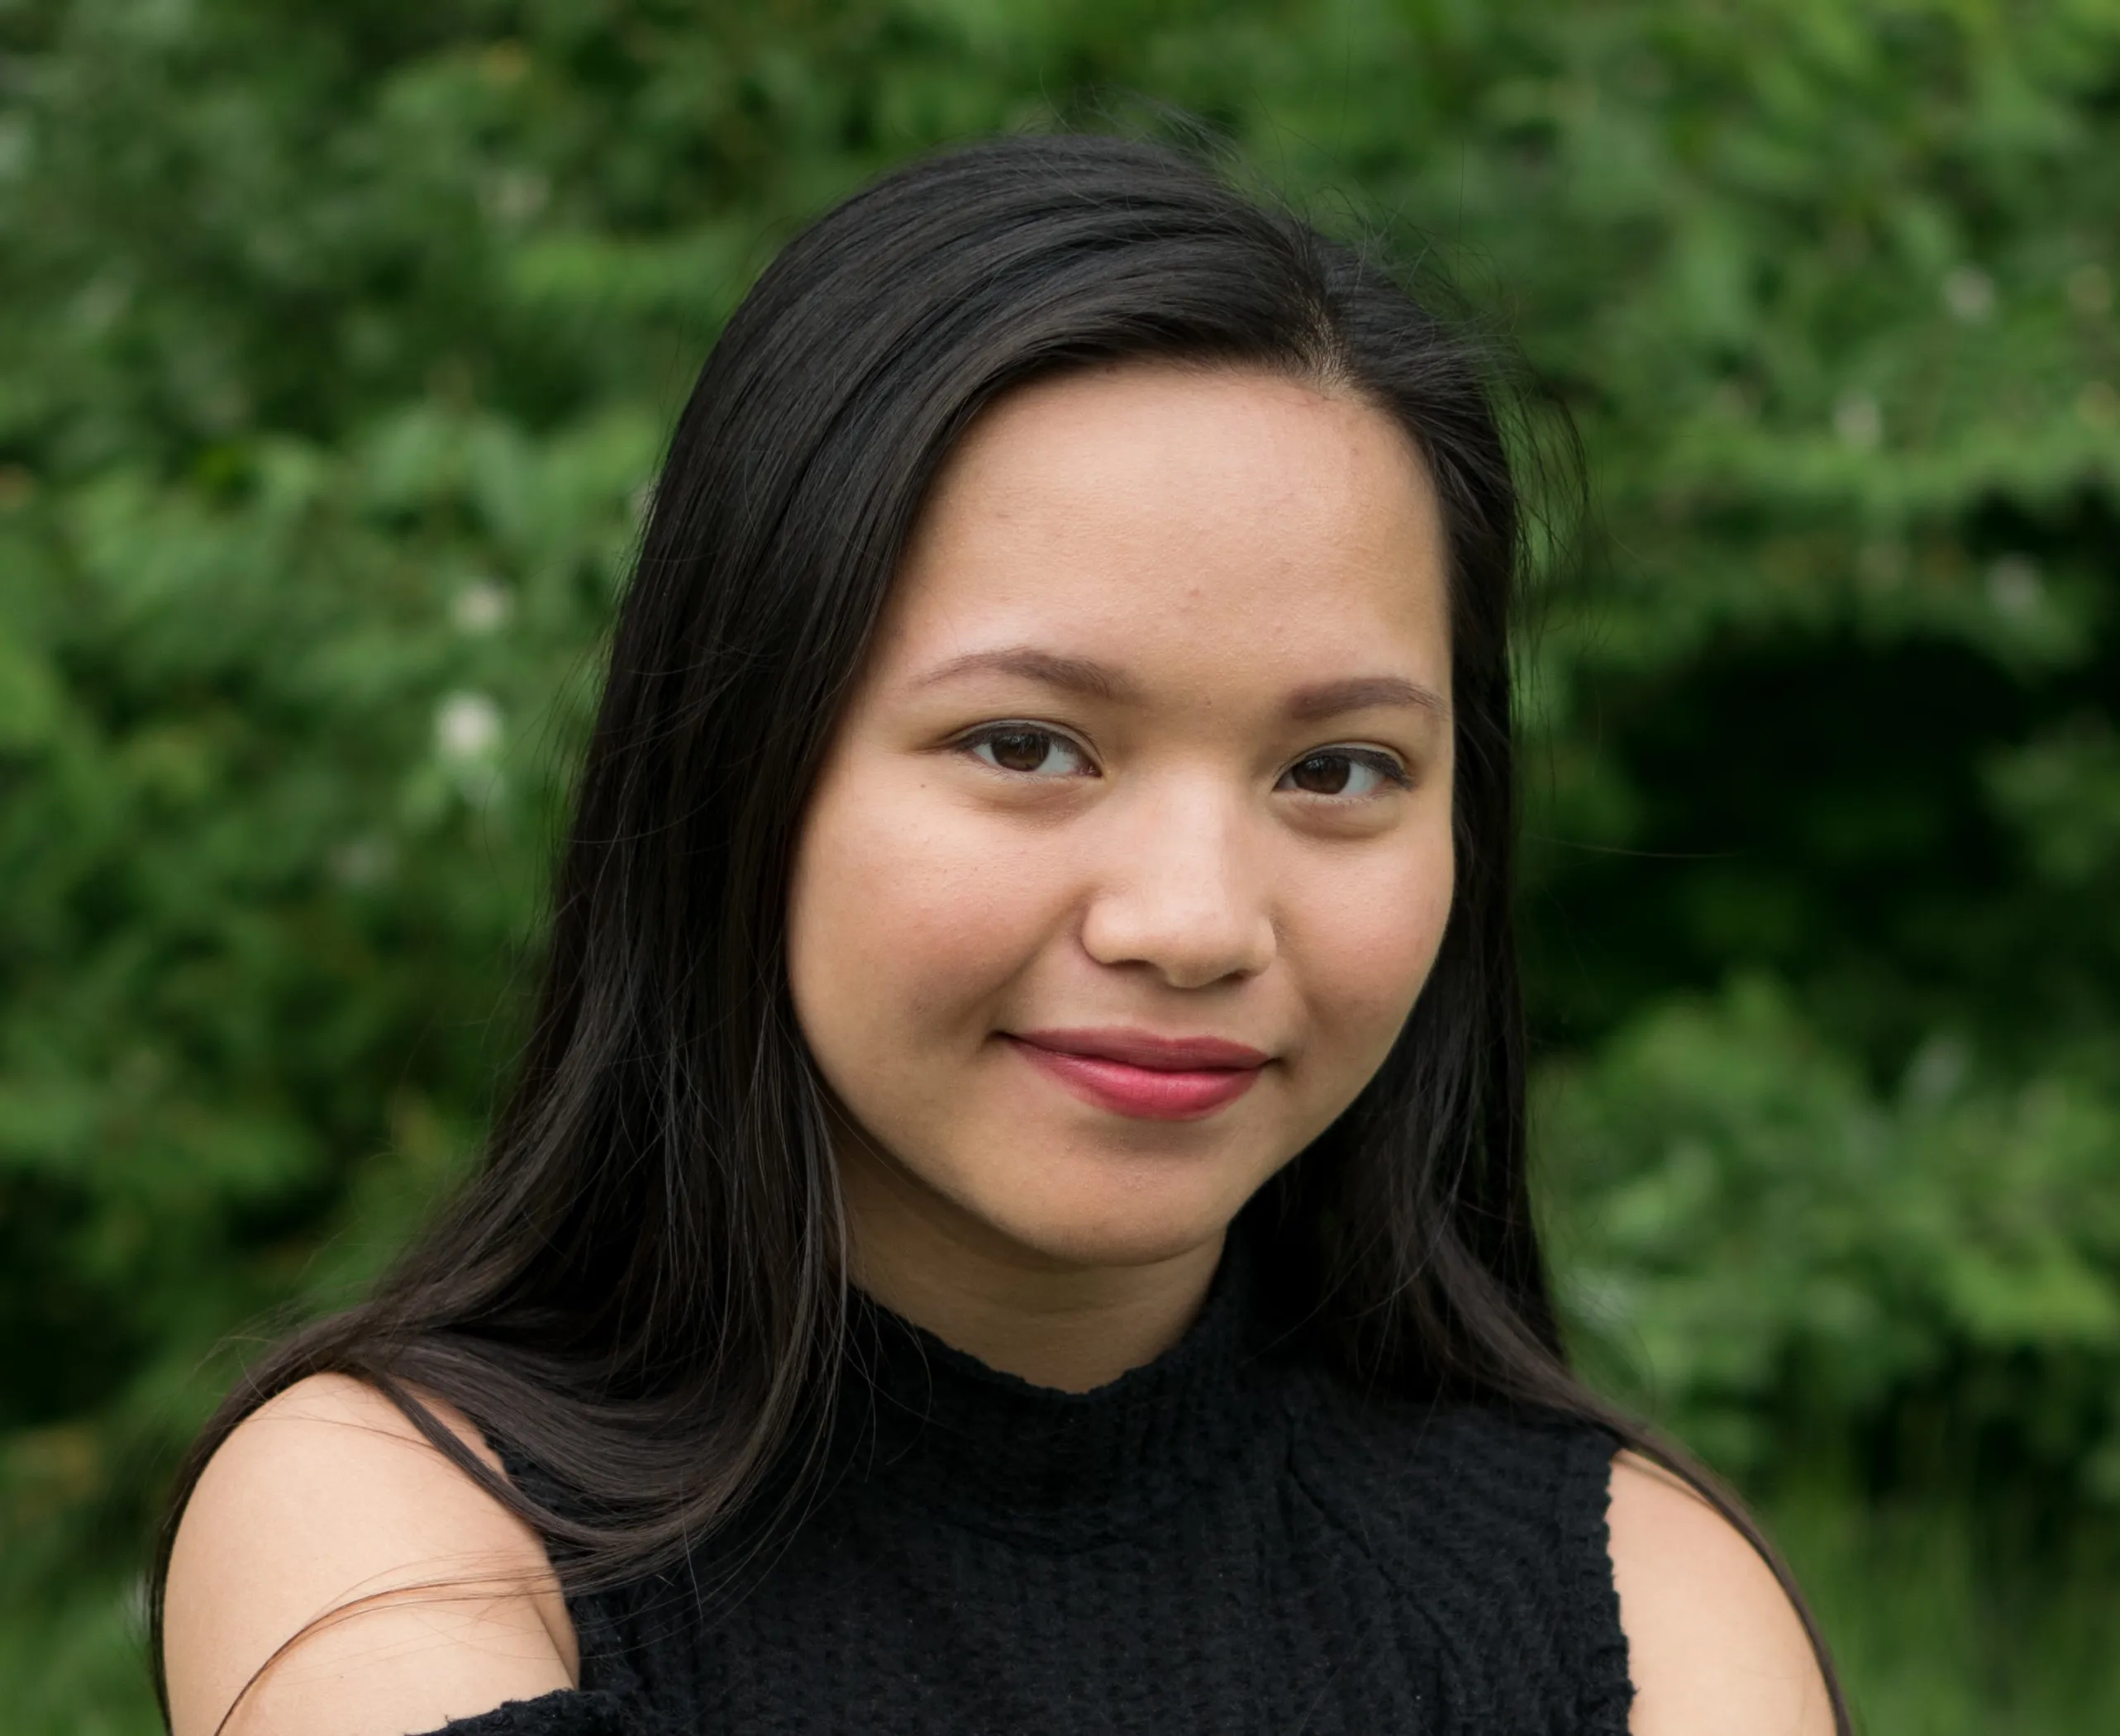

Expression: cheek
xmin=1290 ymin=822 xmax=1456 ymax=1079
xmin=786 ymin=767 xmax=1057 ymax=1070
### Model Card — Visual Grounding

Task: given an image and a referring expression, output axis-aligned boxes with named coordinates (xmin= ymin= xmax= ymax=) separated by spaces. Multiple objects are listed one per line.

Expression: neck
xmin=836 ymin=1137 xmax=1224 ymax=1393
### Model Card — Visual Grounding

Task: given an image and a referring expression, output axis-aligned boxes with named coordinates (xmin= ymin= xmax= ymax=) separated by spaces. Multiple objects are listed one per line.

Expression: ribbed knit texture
xmin=436 ymin=1254 xmax=1632 ymax=1735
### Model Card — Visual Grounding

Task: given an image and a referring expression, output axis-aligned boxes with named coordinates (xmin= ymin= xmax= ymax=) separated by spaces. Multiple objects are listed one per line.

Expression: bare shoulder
xmin=164 ymin=1372 xmax=578 ymax=1736
xmin=1607 ymin=1450 xmax=1835 ymax=1736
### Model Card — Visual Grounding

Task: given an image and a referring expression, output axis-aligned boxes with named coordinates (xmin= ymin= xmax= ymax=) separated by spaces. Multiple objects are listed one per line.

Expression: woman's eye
xmin=1278 ymin=749 xmax=1408 ymax=798
xmin=965 ymin=726 xmax=1093 ymax=778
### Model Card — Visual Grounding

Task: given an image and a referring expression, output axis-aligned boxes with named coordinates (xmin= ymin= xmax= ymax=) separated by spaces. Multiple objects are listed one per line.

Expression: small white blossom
xmin=1943 ymin=265 xmax=1994 ymax=323
xmin=436 ymin=691 xmax=503 ymax=762
xmin=451 ymin=578 xmax=513 ymax=634
xmin=1985 ymin=554 xmax=2042 ymax=618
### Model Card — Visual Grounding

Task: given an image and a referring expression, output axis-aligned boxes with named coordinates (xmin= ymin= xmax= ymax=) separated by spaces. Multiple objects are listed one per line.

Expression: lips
xmin=1005 ymin=1026 xmax=1270 ymax=1122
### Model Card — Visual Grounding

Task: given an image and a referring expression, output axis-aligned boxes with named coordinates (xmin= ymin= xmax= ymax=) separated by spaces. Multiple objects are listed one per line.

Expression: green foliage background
xmin=3 ymin=1 xmax=2118 ymax=1729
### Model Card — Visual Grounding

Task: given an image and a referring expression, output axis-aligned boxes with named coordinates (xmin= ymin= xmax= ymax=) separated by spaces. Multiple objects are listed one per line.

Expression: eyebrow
xmin=912 ymin=644 xmax=1446 ymax=721
xmin=912 ymin=646 xmax=1137 ymax=702
xmin=1283 ymin=674 xmax=1448 ymax=722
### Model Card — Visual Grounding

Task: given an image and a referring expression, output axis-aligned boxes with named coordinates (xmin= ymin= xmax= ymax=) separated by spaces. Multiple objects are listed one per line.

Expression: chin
xmin=981 ymin=1164 xmax=1251 ymax=1271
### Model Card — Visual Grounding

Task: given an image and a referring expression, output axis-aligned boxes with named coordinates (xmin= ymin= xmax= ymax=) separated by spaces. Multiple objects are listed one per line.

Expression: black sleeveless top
xmin=434 ymin=1257 xmax=1632 ymax=1736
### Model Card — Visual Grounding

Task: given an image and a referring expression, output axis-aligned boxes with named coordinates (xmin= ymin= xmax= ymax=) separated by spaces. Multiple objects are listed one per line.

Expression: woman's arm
xmin=164 ymin=1374 xmax=579 ymax=1736
xmin=1608 ymin=1451 xmax=1835 ymax=1736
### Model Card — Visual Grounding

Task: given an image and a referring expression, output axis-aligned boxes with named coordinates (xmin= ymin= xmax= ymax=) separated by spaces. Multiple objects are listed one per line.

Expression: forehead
xmin=877 ymin=364 xmax=1451 ymax=698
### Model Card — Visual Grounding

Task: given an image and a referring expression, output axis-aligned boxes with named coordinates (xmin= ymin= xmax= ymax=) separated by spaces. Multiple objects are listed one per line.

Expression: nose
xmin=1079 ymin=781 xmax=1278 ymax=989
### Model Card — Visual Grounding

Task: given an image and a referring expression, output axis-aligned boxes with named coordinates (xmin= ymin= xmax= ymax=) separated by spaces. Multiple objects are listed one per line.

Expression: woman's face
xmin=788 ymin=364 xmax=1456 ymax=1282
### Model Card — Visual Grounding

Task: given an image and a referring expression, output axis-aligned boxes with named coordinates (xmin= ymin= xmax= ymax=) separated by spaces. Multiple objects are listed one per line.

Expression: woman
xmin=157 ymin=133 xmax=1841 ymax=1736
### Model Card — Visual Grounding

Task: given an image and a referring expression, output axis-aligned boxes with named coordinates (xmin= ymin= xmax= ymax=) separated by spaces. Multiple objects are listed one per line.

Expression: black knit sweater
xmin=434 ymin=1255 xmax=1632 ymax=1735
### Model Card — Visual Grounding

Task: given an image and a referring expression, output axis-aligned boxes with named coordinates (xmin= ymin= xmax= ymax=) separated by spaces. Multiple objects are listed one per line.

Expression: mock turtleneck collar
xmin=831 ymin=1239 xmax=1270 ymax=1548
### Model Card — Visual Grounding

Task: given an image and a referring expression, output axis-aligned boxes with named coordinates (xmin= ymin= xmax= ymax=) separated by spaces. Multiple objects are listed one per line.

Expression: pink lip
xmin=1005 ymin=1027 xmax=1270 ymax=1122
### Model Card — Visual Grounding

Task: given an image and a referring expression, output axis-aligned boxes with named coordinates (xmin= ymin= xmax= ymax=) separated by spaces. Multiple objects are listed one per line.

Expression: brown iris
xmin=1288 ymin=754 xmax=1354 ymax=794
xmin=987 ymin=729 xmax=1056 ymax=773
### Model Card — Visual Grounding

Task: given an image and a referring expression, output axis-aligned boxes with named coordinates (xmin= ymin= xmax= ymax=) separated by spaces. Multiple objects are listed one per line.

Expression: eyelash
xmin=1279 ymin=747 xmax=1413 ymax=798
xmin=955 ymin=725 xmax=1412 ymax=798
xmin=958 ymin=723 xmax=1098 ymax=778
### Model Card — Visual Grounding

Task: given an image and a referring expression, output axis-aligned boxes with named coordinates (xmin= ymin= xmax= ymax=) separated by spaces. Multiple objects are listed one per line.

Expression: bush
xmin=2 ymin=2 xmax=2116 ymax=1728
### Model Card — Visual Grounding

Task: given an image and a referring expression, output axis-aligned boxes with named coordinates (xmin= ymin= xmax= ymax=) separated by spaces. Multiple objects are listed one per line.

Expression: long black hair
xmin=152 ymin=130 xmax=1848 ymax=1730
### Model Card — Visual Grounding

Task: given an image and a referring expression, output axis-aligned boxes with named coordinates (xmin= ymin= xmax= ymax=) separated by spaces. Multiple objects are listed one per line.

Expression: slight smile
xmin=1004 ymin=1028 xmax=1270 ymax=1122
